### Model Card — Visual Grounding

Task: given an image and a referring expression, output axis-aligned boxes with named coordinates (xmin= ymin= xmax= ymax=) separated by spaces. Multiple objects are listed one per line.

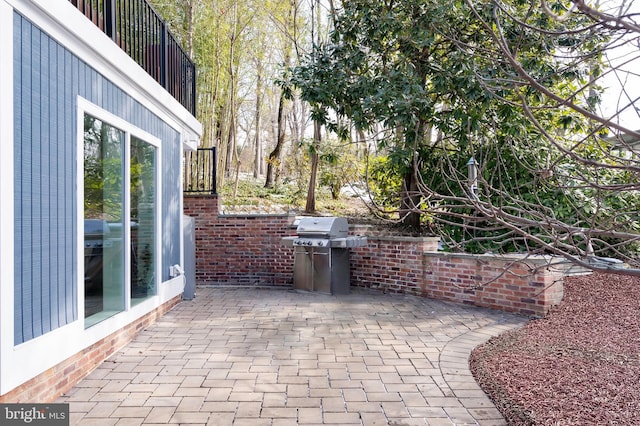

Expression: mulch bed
xmin=470 ymin=272 xmax=640 ymax=425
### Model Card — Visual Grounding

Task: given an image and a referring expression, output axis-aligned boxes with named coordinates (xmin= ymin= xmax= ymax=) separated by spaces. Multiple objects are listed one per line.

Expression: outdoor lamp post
xmin=467 ymin=157 xmax=478 ymax=199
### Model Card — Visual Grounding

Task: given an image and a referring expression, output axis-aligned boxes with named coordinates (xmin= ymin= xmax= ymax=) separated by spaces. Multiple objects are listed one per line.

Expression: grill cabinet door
xmin=312 ymin=249 xmax=331 ymax=293
xmin=294 ymin=246 xmax=313 ymax=291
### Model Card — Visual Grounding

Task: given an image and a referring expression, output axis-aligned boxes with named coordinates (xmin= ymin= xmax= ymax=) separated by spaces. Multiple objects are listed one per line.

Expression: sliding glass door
xmin=83 ymin=111 xmax=158 ymax=327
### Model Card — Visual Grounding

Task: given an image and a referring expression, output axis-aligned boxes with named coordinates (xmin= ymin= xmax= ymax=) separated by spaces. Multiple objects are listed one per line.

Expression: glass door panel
xmin=130 ymin=137 xmax=156 ymax=304
xmin=83 ymin=114 xmax=125 ymax=326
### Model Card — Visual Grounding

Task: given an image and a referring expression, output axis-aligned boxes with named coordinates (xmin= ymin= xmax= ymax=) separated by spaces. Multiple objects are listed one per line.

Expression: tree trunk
xmin=265 ymin=90 xmax=286 ymax=188
xmin=305 ymin=120 xmax=322 ymax=213
xmin=253 ymin=67 xmax=263 ymax=178
xmin=399 ymin=164 xmax=421 ymax=231
xmin=399 ymin=121 xmax=426 ymax=232
xmin=224 ymin=107 xmax=236 ymax=179
xmin=232 ymin=144 xmax=242 ymax=197
xmin=186 ymin=0 xmax=194 ymax=58
xmin=357 ymin=128 xmax=367 ymax=159
xmin=223 ymin=0 xmax=239 ymax=180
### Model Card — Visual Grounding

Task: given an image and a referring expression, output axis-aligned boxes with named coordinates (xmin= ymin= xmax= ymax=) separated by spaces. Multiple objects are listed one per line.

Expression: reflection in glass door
xmin=130 ymin=137 xmax=156 ymax=304
xmin=83 ymin=115 xmax=125 ymax=326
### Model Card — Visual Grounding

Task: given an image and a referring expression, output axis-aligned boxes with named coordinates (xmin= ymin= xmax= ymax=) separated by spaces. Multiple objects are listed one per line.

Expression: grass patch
xmin=218 ymin=175 xmax=370 ymax=218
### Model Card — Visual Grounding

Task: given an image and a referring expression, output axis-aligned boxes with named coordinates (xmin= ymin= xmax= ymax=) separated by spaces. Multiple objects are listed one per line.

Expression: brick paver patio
xmin=58 ymin=287 xmax=527 ymax=425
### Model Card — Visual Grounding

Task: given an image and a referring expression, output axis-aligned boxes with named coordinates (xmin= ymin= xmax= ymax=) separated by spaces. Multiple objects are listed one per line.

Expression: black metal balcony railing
xmin=184 ymin=147 xmax=217 ymax=195
xmin=70 ymin=0 xmax=196 ymax=116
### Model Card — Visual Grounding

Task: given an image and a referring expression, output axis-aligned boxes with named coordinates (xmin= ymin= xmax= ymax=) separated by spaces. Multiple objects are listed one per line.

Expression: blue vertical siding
xmin=66 ymin=53 xmax=78 ymax=326
xmin=14 ymin=13 xmax=183 ymax=345
xmin=14 ymin=12 xmax=24 ymax=343
xmin=163 ymin=130 xmax=181 ymax=273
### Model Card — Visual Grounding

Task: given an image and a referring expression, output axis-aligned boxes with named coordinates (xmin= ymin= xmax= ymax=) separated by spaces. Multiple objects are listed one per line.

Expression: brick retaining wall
xmin=349 ymin=236 xmax=564 ymax=317
xmin=421 ymin=253 xmax=565 ymax=316
xmin=184 ymin=195 xmax=566 ymax=316
xmin=184 ymin=195 xmax=296 ymax=286
xmin=350 ymin=236 xmax=440 ymax=295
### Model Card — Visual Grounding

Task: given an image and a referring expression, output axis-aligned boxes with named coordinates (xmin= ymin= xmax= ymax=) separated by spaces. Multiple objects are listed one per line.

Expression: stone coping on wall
xmin=423 ymin=250 xmax=592 ymax=274
xmin=425 ymin=250 xmax=556 ymax=263
xmin=217 ymin=212 xmax=297 ymax=219
xmin=367 ymin=235 xmax=441 ymax=244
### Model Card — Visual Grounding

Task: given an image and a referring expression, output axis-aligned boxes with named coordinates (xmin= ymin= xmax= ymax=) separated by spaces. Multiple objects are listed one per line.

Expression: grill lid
xmin=296 ymin=217 xmax=349 ymax=238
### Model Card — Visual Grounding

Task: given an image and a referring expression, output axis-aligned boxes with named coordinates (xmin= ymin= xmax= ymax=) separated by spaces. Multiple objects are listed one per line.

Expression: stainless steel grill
xmin=282 ymin=217 xmax=367 ymax=294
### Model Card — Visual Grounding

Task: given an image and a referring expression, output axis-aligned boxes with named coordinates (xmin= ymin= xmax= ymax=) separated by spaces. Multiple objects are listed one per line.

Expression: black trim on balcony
xmin=69 ymin=0 xmax=196 ymax=116
xmin=184 ymin=147 xmax=217 ymax=195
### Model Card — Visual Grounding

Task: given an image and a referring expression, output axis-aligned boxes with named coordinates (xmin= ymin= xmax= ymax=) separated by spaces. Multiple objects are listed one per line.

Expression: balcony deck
xmin=69 ymin=0 xmax=196 ymax=116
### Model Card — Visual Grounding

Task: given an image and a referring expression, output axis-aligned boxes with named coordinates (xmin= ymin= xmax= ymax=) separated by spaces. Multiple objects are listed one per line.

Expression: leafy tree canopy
xmin=290 ymin=0 xmax=640 ymax=273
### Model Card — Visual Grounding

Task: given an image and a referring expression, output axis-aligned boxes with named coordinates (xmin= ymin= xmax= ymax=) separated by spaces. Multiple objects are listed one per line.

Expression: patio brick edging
xmin=184 ymin=195 xmax=566 ymax=317
xmin=0 ymin=295 xmax=181 ymax=403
